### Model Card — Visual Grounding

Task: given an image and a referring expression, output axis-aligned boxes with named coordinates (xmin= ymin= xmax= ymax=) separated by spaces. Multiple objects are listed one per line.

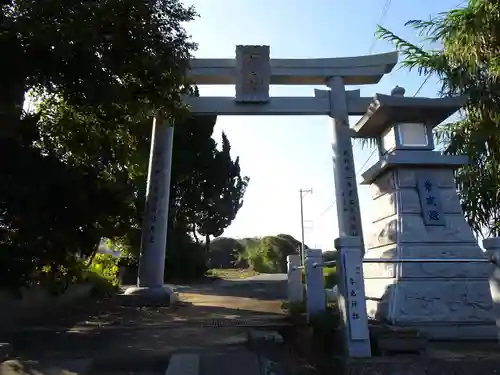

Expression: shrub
xmin=83 ymin=253 xmax=120 ymax=296
xmin=243 ymin=245 xmax=276 ymax=273
xmin=85 ymin=271 xmax=120 ymax=297
xmin=301 ymin=266 xmax=337 ymax=288
xmin=88 ymin=253 xmax=120 ymax=283
xmin=208 ymin=237 xmax=246 ymax=269
xmin=239 ymin=236 xmax=298 ymax=273
xmin=324 ymin=267 xmax=337 ymax=288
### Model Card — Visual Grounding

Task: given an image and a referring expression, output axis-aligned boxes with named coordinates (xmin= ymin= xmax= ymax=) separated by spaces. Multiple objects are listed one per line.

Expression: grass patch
xmin=206 ymin=268 xmax=259 ymax=280
xmin=324 ymin=267 xmax=337 ymax=288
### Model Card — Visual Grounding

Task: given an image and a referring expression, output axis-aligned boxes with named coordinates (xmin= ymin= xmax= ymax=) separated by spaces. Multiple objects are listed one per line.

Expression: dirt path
xmin=0 ymin=277 xmax=291 ymax=374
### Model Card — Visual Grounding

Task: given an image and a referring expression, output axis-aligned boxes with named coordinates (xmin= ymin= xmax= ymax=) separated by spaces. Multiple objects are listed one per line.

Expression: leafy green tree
xmin=1 ymin=0 xmax=251 ymax=288
xmin=164 ymin=223 xmax=207 ymax=282
xmin=377 ymin=0 xmax=500 ymax=237
xmin=0 ymin=0 xmax=197 ymax=289
xmin=192 ymin=131 xmax=250 ymax=254
xmin=0 ymin=132 xmax=126 ymax=289
xmin=161 ymin=115 xmax=219 ymax=279
xmin=236 ymin=234 xmax=302 ymax=273
xmin=2 ymin=0 xmax=195 ymax=127
xmin=277 ymin=233 xmax=306 ymax=253
xmin=239 ymin=237 xmax=262 ymax=249
xmin=160 ymin=116 xmax=248 ymax=279
xmin=259 ymin=236 xmax=297 ymax=273
xmin=208 ymin=237 xmax=246 ymax=269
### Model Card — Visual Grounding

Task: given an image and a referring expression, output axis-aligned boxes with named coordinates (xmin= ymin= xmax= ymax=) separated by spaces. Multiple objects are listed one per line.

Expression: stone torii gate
xmin=125 ymin=46 xmax=398 ymax=299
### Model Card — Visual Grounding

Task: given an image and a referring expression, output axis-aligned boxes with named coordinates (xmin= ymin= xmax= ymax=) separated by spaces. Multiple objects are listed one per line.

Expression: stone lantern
xmin=353 ymin=86 xmax=497 ymax=340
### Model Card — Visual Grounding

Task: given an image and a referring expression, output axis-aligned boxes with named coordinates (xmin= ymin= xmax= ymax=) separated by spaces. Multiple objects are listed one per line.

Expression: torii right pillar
xmin=355 ymin=86 xmax=498 ymax=340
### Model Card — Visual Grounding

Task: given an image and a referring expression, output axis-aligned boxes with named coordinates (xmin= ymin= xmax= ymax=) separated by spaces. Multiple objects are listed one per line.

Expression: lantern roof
xmin=353 ymin=87 xmax=466 ymax=138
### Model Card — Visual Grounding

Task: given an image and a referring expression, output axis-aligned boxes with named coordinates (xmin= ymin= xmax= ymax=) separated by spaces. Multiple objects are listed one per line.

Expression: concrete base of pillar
xmin=364 ymin=276 xmax=497 ymax=340
xmin=123 ymin=286 xmax=178 ymax=306
xmin=364 ymin=168 xmax=499 ymax=341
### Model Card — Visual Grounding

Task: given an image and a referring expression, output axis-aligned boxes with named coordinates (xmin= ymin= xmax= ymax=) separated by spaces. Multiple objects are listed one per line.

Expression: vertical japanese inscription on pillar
xmin=235 ymin=45 xmax=270 ymax=103
xmin=148 ymin=149 xmax=164 ymax=244
xmin=329 ymin=75 xmax=364 ymax=242
xmin=343 ymin=251 xmax=369 ymax=340
xmin=341 ymin=147 xmax=361 ymax=237
xmin=416 ymin=173 xmax=445 ymax=226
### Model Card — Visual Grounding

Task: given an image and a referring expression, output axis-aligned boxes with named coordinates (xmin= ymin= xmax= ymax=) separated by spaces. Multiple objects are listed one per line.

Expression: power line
xmin=299 ymin=188 xmax=313 ymax=264
xmin=316 ymin=0 xmax=394 ymax=223
xmin=358 ymin=147 xmax=377 ymax=173
xmin=315 ymin=144 xmax=377 ymax=222
xmin=358 ymin=0 xmax=395 ymax=175
xmin=317 ymin=200 xmax=336 ymax=219
xmin=413 ymin=75 xmax=431 ymax=97
xmin=315 ymin=1 xmax=430 ymax=235
xmin=356 ymin=0 xmax=397 ymax=177
xmin=368 ymin=0 xmax=393 ymax=54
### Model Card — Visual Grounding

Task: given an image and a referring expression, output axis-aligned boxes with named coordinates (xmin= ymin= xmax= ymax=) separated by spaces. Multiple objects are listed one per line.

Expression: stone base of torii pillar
xmin=123 ymin=285 xmax=177 ymax=304
xmin=124 ymin=115 xmax=177 ymax=305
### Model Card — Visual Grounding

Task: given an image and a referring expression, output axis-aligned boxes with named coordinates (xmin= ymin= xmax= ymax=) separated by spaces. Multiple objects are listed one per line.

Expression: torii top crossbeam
xmin=189 ymin=50 xmax=398 ymax=86
xmin=185 ymin=45 xmax=399 ymax=116
xmin=182 ymin=45 xmax=399 ymax=263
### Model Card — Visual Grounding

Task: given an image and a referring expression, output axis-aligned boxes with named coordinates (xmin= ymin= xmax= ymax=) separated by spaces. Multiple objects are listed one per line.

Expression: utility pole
xmin=299 ymin=188 xmax=313 ymax=264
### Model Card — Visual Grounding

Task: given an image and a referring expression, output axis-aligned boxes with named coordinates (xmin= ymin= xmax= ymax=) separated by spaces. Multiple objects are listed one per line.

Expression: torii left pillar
xmin=125 ymin=115 xmax=176 ymax=303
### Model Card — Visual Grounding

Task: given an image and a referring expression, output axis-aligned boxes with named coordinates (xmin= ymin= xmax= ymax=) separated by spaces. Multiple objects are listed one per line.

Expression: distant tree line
xmin=208 ymin=234 xmax=337 ymax=273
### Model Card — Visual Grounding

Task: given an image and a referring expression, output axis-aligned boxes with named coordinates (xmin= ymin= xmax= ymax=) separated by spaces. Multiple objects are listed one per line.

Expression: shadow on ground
xmin=0 ymin=277 xmax=289 ymax=366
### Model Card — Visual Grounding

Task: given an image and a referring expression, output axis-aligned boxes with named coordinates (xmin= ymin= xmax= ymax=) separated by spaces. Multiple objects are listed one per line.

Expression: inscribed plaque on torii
xmin=235 ymin=45 xmax=270 ymax=103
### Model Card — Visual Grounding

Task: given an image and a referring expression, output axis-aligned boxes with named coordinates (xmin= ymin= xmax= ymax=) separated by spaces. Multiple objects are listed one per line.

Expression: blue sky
xmin=183 ymin=0 xmax=462 ymax=250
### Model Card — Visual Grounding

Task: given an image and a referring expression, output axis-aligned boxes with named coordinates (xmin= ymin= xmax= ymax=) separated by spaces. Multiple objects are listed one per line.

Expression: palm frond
xmin=375 ymin=1 xmax=500 ymax=237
